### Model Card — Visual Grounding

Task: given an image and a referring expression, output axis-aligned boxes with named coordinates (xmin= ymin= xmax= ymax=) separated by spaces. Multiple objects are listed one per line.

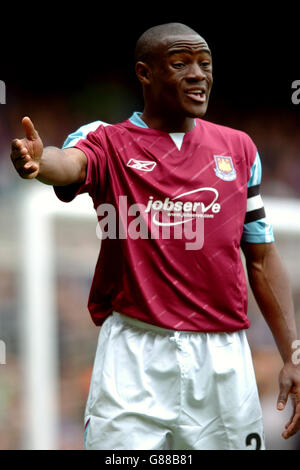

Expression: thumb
xmin=22 ymin=116 xmax=39 ymax=141
xmin=277 ymin=379 xmax=292 ymax=410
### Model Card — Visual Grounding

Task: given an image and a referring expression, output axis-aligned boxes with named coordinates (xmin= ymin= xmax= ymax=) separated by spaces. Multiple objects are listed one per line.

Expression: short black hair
xmin=134 ymin=22 xmax=200 ymax=64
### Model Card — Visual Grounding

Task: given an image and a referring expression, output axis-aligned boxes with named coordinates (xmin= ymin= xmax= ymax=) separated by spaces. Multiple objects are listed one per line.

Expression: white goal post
xmin=18 ymin=183 xmax=300 ymax=449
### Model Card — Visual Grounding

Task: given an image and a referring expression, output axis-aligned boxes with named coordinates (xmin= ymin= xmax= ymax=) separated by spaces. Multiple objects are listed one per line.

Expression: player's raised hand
xmin=11 ymin=117 xmax=43 ymax=179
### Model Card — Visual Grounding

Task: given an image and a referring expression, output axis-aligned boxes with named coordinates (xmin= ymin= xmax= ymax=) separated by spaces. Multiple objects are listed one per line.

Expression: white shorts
xmin=84 ymin=312 xmax=265 ymax=450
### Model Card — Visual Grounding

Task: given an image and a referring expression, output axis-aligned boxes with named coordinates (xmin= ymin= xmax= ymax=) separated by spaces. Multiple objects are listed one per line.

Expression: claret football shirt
xmin=54 ymin=112 xmax=274 ymax=332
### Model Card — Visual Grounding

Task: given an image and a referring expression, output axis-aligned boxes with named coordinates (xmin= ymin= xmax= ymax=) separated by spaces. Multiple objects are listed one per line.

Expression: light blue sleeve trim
xmin=247 ymin=151 xmax=262 ymax=187
xmin=242 ymin=218 xmax=275 ymax=243
xmin=62 ymin=120 xmax=109 ymax=149
xmin=243 ymin=152 xmax=275 ymax=243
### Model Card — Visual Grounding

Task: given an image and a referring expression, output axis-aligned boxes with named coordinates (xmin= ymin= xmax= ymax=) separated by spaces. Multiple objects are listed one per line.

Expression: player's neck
xmin=140 ymin=109 xmax=195 ymax=134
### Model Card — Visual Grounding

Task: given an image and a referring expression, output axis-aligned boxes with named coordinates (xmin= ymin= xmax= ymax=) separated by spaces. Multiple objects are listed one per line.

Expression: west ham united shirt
xmin=54 ymin=112 xmax=274 ymax=332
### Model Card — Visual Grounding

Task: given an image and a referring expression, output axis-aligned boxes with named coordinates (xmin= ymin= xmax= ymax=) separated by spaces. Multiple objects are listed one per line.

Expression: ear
xmin=135 ymin=61 xmax=152 ymax=85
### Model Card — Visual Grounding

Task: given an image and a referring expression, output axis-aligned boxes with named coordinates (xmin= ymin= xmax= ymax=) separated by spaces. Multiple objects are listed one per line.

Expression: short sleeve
xmin=242 ymin=152 xmax=275 ymax=243
xmin=62 ymin=121 xmax=103 ymax=149
xmin=53 ymin=121 xmax=109 ymax=204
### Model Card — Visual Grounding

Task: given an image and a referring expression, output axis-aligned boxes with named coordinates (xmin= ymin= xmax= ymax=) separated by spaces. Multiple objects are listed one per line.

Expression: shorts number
xmin=245 ymin=433 xmax=261 ymax=450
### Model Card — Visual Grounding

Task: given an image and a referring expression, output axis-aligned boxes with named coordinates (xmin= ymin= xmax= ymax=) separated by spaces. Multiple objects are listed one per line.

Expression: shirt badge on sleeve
xmin=214 ymin=155 xmax=237 ymax=181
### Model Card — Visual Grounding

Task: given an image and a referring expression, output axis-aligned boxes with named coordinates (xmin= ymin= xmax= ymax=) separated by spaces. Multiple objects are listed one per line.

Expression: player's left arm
xmin=241 ymin=240 xmax=300 ymax=439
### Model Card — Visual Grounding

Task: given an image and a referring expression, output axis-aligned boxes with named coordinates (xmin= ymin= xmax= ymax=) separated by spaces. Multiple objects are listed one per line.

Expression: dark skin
xmin=241 ymin=242 xmax=300 ymax=439
xmin=10 ymin=32 xmax=300 ymax=440
xmin=136 ymin=34 xmax=213 ymax=133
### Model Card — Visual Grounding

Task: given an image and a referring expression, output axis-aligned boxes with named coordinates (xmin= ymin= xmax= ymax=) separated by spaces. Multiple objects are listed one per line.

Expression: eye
xmin=201 ymin=61 xmax=212 ymax=68
xmin=172 ymin=62 xmax=186 ymax=69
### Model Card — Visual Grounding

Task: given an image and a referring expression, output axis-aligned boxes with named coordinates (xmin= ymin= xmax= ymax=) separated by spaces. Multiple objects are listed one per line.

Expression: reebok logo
xmin=127 ymin=159 xmax=157 ymax=172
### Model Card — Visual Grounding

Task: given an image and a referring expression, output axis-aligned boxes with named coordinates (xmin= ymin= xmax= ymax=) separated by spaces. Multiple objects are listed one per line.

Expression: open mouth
xmin=185 ymin=89 xmax=206 ymax=103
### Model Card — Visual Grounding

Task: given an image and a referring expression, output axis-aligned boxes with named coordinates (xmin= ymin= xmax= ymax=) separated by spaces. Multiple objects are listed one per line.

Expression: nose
xmin=185 ymin=62 xmax=206 ymax=81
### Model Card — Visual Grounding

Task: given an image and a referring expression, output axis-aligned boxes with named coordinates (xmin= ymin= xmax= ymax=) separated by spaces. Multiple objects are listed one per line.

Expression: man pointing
xmin=11 ymin=23 xmax=300 ymax=450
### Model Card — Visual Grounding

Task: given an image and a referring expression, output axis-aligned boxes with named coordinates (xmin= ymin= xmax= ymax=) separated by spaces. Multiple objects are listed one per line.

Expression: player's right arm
xmin=11 ymin=116 xmax=87 ymax=186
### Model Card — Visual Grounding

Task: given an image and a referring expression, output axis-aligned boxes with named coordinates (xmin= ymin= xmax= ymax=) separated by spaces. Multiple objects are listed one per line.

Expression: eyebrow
xmin=167 ymin=47 xmax=212 ymax=56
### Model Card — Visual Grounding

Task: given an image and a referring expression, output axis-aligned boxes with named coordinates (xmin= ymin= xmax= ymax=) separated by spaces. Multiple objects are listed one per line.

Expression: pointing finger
xmin=22 ymin=116 xmax=39 ymax=141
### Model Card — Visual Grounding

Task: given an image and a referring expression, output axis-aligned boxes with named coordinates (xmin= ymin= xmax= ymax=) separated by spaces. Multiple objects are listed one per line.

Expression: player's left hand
xmin=277 ymin=361 xmax=300 ymax=439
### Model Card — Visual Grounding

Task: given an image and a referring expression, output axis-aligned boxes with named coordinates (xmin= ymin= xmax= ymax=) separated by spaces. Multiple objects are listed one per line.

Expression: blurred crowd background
xmin=0 ymin=10 xmax=300 ymax=450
